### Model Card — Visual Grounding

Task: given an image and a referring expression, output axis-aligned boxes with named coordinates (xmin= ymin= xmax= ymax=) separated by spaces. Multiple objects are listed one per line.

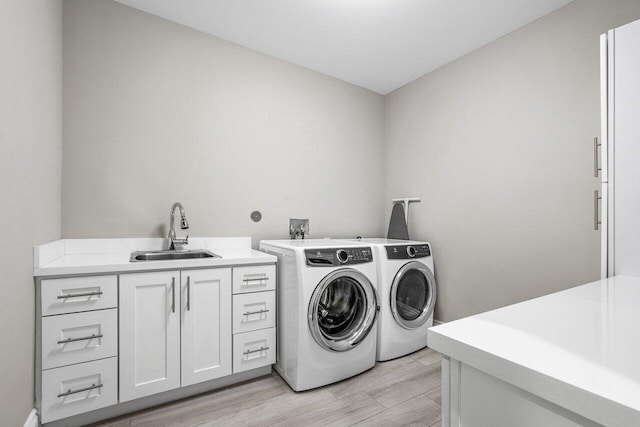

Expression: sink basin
xmin=129 ymin=249 xmax=221 ymax=262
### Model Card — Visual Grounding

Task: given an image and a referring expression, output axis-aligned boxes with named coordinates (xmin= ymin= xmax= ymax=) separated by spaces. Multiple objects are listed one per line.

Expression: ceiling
xmin=114 ymin=0 xmax=574 ymax=94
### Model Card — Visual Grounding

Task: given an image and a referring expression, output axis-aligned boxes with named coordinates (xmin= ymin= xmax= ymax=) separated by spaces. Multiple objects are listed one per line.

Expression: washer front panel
xmin=304 ymin=247 xmax=373 ymax=267
xmin=390 ymin=261 xmax=436 ymax=329
xmin=385 ymin=244 xmax=431 ymax=259
xmin=308 ymin=268 xmax=379 ymax=352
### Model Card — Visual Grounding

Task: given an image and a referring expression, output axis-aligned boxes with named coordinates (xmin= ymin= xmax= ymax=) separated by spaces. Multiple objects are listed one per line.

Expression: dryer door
xmin=308 ymin=268 xmax=379 ymax=352
xmin=390 ymin=261 xmax=436 ymax=329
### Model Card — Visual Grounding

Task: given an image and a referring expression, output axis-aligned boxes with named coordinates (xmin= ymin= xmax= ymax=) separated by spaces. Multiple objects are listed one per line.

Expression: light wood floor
xmin=92 ymin=347 xmax=442 ymax=427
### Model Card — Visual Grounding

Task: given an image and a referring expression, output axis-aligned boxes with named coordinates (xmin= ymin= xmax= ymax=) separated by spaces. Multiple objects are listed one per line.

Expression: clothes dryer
xmin=259 ymin=239 xmax=379 ymax=391
xmin=344 ymin=238 xmax=436 ymax=361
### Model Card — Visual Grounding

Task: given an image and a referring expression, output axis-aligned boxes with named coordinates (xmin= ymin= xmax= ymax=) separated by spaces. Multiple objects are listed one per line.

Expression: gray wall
xmin=385 ymin=0 xmax=640 ymax=322
xmin=0 ymin=0 xmax=62 ymax=424
xmin=62 ymin=0 xmax=385 ymax=243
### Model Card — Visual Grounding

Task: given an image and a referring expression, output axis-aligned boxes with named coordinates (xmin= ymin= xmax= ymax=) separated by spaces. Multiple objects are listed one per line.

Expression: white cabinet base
xmin=441 ymin=357 xmax=601 ymax=427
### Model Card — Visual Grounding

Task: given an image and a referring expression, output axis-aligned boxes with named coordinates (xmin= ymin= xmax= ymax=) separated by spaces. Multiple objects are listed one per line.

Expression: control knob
xmin=336 ymin=249 xmax=349 ymax=264
xmin=407 ymin=246 xmax=417 ymax=258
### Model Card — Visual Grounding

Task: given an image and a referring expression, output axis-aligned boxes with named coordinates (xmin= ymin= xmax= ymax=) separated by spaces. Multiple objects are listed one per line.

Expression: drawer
xmin=232 ymin=264 xmax=276 ymax=294
xmin=42 ymin=309 xmax=117 ymax=370
xmin=41 ymin=275 xmax=117 ymax=316
xmin=233 ymin=327 xmax=276 ymax=374
xmin=233 ymin=291 xmax=275 ymax=334
xmin=41 ymin=357 xmax=117 ymax=423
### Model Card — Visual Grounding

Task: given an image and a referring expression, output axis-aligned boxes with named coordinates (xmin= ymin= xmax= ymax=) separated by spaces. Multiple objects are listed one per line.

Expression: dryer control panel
xmin=305 ymin=247 xmax=373 ymax=267
xmin=385 ymin=244 xmax=431 ymax=260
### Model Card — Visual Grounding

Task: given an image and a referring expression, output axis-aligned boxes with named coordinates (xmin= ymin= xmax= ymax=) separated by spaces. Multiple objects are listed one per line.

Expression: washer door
xmin=390 ymin=261 xmax=436 ymax=329
xmin=308 ymin=268 xmax=379 ymax=352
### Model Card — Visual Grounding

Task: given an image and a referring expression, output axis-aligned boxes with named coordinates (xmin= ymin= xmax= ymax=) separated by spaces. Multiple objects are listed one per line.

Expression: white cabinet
xmin=233 ymin=264 xmax=276 ymax=294
xmin=42 ymin=309 xmax=117 ymax=370
xmin=41 ymin=357 xmax=118 ymax=424
xmin=36 ymin=258 xmax=276 ymax=425
xmin=37 ymin=274 xmax=119 ymax=423
xmin=232 ymin=291 xmax=276 ymax=334
xmin=233 ymin=328 xmax=276 ymax=374
xmin=601 ymin=18 xmax=640 ymax=278
xmin=231 ymin=264 xmax=276 ymax=375
xmin=181 ymin=269 xmax=232 ymax=386
xmin=119 ymin=268 xmax=233 ymax=401
xmin=41 ymin=275 xmax=117 ymax=316
xmin=119 ymin=271 xmax=181 ymax=402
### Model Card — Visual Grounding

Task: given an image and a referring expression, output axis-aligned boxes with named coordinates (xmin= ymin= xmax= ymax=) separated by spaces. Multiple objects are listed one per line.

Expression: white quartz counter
xmin=428 ymin=275 xmax=640 ymax=426
xmin=34 ymin=238 xmax=276 ymax=276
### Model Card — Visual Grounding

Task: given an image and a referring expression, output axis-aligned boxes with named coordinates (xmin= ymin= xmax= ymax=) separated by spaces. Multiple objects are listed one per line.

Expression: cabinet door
xmin=119 ymin=271 xmax=180 ymax=402
xmin=181 ymin=268 xmax=232 ymax=386
xmin=612 ymin=20 xmax=640 ymax=276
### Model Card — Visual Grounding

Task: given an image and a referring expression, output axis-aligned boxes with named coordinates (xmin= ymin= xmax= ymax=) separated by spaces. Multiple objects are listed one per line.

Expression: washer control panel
xmin=385 ymin=244 xmax=431 ymax=260
xmin=305 ymin=247 xmax=373 ymax=266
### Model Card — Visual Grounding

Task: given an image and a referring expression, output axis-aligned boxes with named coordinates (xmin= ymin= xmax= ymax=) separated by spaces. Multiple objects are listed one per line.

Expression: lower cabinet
xmin=231 ymin=267 xmax=277 ymax=375
xmin=119 ymin=268 xmax=232 ymax=402
xmin=181 ymin=268 xmax=232 ymax=386
xmin=119 ymin=270 xmax=181 ymax=402
xmin=41 ymin=357 xmax=118 ymax=423
xmin=37 ymin=262 xmax=275 ymax=425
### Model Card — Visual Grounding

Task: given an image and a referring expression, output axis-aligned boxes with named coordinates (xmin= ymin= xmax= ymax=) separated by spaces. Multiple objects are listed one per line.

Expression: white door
xmin=181 ymin=268 xmax=232 ymax=386
xmin=612 ymin=19 xmax=640 ymax=276
xmin=119 ymin=270 xmax=180 ymax=402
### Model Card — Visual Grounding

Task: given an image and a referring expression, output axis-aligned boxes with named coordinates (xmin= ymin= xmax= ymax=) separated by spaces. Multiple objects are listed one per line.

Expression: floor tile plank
xmin=324 ymin=356 xmax=425 ymax=400
xmin=425 ymin=384 xmax=442 ymax=405
xmin=195 ymin=385 xmax=337 ymax=426
xmin=89 ymin=417 xmax=131 ymax=427
xmin=130 ymin=375 xmax=286 ymax=427
xmin=351 ymin=394 xmax=441 ymax=427
xmin=366 ymin=361 xmax=441 ymax=409
xmin=409 ymin=347 xmax=441 ymax=367
xmin=272 ymin=392 xmax=385 ymax=427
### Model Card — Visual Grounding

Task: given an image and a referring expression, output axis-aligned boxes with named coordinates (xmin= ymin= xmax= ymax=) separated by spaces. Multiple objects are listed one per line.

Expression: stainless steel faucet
xmin=168 ymin=202 xmax=189 ymax=250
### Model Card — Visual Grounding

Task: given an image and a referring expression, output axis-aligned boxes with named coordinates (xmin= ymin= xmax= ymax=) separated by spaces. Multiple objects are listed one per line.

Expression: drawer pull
xmin=243 ymin=346 xmax=270 ymax=356
xmin=57 ymin=291 xmax=103 ymax=299
xmin=243 ymin=309 xmax=270 ymax=316
xmin=57 ymin=383 xmax=103 ymax=398
xmin=57 ymin=334 xmax=103 ymax=345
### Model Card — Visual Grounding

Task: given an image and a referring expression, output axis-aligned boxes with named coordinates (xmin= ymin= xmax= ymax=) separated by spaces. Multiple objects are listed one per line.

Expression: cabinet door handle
xmin=57 ymin=383 xmax=103 ymax=398
xmin=594 ymin=137 xmax=602 ymax=177
xmin=243 ymin=309 xmax=269 ymax=316
xmin=57 ymin=333 xmax=103 ymax=345
xmin=186 ymin=276 xmax=191 ymax=312
xmin=594 ymin=190 xmax=602 ymax=231
xmin=57 ymin=291 xmax=103 ymax=299
xmin=171 ymin=277 xmax=176 ymax=313
xmin=243 ymin=346 xmax=270 ymax=356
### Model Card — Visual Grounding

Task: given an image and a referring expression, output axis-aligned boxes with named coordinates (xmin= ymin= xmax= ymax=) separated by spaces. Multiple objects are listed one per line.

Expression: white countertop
xmin=34 ymin=238 xmax=276 ymax=276
xmin=428 ymin=275 xmax=640 ymax=426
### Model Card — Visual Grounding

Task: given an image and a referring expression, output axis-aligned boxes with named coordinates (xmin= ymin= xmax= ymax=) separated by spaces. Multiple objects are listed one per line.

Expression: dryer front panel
xmin=308 ymin=268 xmax=378 ymax=352
xmin=390 ymin=261 xmax=436 ymax=329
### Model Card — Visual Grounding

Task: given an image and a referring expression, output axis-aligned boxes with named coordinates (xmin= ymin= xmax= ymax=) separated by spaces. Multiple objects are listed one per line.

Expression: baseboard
xmin=24 ymin=409 xmax=38 ymax=427
xmin=433 ymin=319 xmax=444 ymax=326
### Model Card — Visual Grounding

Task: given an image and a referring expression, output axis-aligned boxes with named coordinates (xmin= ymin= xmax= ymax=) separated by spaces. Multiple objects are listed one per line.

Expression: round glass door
xmin=308 ymin=268 xmax=379 ymax=352
xmin=390 ymin=261 xmax=436 ymax=329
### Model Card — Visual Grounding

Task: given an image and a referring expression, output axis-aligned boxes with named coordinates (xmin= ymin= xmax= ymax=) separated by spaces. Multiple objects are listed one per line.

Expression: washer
xmin=259 ymin=239 xmax=379 ymax=391
xmin=343 ymin=238 xmax=436 ymax=361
